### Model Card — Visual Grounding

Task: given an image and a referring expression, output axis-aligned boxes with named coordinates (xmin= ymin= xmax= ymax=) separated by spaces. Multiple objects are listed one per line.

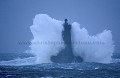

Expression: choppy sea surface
xmin=0 ymin=53 xmax=120 ymax=78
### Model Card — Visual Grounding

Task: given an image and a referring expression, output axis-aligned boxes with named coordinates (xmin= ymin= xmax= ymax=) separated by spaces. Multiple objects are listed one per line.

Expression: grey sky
xmin=0 ymin=0 xmax=120 ymax=53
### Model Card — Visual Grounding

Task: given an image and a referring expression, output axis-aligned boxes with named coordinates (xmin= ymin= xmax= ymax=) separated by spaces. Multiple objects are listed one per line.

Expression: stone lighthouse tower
xmin=51 ymin=19 xmax=74 ymax=63
xmin=51 ymin=19 xmax=82 ymax=63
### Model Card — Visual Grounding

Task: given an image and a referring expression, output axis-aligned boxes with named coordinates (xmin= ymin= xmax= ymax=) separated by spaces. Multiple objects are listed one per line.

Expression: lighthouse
xmin=51 ymin=19 xmax=82 ymax=63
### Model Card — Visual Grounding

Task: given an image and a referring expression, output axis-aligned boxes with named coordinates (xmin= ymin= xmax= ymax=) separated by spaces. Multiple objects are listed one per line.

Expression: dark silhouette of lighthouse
xmin=51 ymin=19 xmax=82 ymax=63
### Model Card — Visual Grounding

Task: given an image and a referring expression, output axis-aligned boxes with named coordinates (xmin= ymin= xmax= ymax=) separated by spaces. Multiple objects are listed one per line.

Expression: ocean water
xmin=0 ymin=53 xmax=120 ymax=78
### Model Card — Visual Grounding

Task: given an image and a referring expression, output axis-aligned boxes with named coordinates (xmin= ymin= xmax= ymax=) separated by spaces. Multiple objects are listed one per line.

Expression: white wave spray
xmin=29 ymin=14 xmax=114 ymax=63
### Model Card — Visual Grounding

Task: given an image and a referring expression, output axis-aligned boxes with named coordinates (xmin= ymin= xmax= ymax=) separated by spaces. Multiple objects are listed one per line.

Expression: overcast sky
xmin=0 ymin=0 xmax=120 ymax=53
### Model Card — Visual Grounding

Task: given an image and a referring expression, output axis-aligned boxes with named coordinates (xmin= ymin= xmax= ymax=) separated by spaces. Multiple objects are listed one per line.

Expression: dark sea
xmin=0 ymin=53 xmax=120 ymax=78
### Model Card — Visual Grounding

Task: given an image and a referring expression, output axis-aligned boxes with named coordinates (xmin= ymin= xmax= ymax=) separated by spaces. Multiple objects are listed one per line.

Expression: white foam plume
xmin=29 ymin=14 xmax=65 ymax=64
xmin=71 ymin=22 xmax=114 ymax=63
